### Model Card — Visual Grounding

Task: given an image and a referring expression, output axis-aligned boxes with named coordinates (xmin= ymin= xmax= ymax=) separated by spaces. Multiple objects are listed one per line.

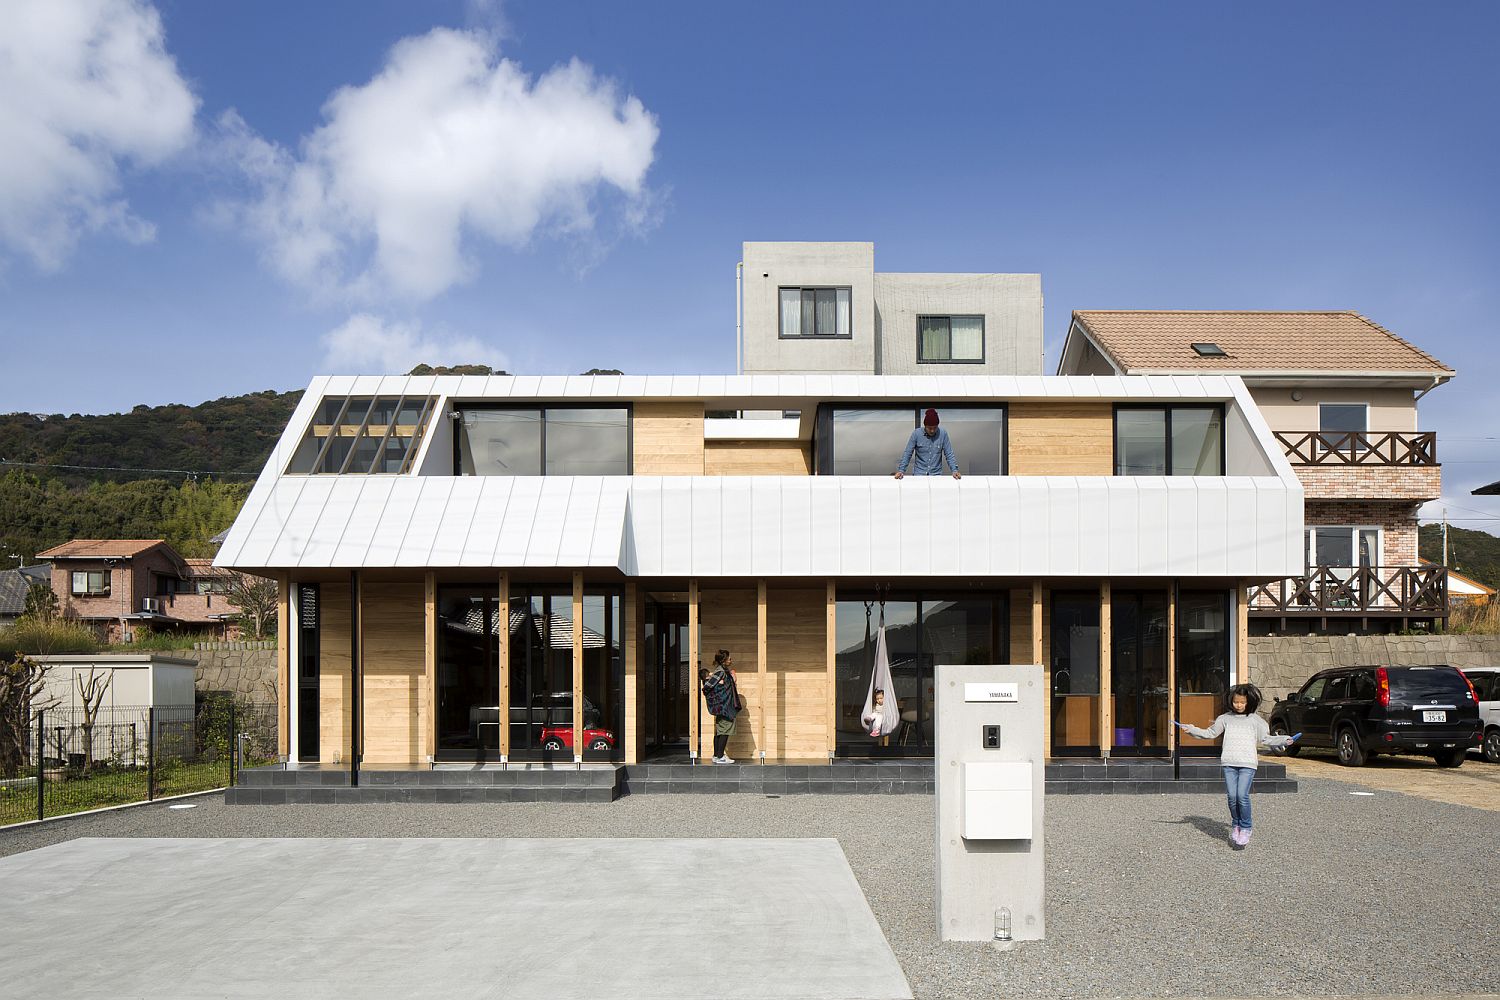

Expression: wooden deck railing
xmin=1274 ymin=430 xmax=1437 ymax=466
xmin=1248 ymin=565 xmax=1447 ymax=614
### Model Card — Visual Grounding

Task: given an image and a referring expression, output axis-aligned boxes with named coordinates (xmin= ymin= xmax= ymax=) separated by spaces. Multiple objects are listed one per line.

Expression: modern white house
xmin=215 ymin=244 xmax=1307 ymax=801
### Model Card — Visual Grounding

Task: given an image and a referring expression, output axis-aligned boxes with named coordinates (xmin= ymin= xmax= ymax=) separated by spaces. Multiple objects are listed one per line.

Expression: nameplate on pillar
xmin=963 ymin=682 xmax=1019 ymax=703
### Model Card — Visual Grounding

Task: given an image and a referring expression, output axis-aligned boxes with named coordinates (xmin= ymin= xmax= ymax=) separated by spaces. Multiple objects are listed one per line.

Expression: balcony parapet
xmin=1275 ymin=431 xmax=1436 ymax=466
xmin=1248 ymin=564 xmax=1447 ymax=616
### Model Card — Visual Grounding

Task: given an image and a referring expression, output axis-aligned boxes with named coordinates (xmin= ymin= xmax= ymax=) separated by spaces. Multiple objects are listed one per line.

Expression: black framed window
xmin=917 ymin=315 xmax=985 ymax=363
xmin=456 ymin=406 xmax=630 ymax=476
xmin=1114 ymin=405 xmax=1224 ymax=475
xmin=815 ymin=405 xmax=1007 ymax=476
xmin=835 ymin=590 xmax=1008 ymax=757
xmin=779 ymin=286 xmax=851 ymax=338
xmin=71 ymin=570 xmax=110 ymax=596
xmin=1176 ymin=589 xmax=1229 ymax=756
xmin=296 ymin=583 xmax=320 ymax=762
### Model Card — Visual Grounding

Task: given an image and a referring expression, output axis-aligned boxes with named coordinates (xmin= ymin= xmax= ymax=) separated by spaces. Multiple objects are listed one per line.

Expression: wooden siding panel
xmin=633 ymin=402 xmax=705 ymax=475
xmin=319 ymin=584 xmax=351 ymax=763
xmin=704 ymin=441 xmax=812 ymax=476
xmin=1008 ymin=401 xmax=1114 ymax=476
xmin=361 ymin=581 xmax=425 ymax=764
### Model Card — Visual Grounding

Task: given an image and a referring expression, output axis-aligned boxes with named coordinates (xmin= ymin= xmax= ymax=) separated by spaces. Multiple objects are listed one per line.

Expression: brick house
xmin=1057 ymin=311 xmax=1455 ymax=634
xmin=35 ymin=539 xmax=241 ymax=642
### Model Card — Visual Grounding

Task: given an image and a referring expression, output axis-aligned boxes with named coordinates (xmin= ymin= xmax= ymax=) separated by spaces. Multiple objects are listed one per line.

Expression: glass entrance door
xmin=645 ymin=599 xmax=690 ymax=753
xmin=1111 ymin=591 xmax=1169 ymax=755
xmin=507 ymin=586 xmax=575 ymax=762
xmin=435 ymin=586 xmax=500 ymax=762
xmin=1050 ymin=592 xmax=1101 ymax=756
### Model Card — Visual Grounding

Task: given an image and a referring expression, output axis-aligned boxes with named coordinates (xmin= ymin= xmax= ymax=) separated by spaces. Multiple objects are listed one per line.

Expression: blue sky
xmin=1 ymin=0 xmax=1497 ymax=531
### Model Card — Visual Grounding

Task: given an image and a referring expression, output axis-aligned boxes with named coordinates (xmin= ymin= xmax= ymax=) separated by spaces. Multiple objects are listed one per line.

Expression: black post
xmin=350 ymin=570 xmax=361 ymax=789
xmin=147 ymin=707 xmax=156 ymax=802
xmin=35 ymin=709 xmax=44 ymax=823
xmin=229 ymin=701 xmax=237 ymax=787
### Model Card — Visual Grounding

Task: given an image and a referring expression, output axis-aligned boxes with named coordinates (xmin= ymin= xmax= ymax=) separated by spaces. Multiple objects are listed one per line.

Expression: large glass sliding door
xmin=580 ymin=589 xmax=624 ymax=763
xmin=507 ymin=586 xmax=575 ymax=761
xmin=436 ymin=586 xmax=500 ymax=761
xmin=1050 ymin=592 xmax=1100 ymax=756
xmin=834 ymin=591 xmax=1006 ymax=757
xmin=1177 ymin=590 xmax=1230 ymax=756
xmin=645 ymin=598 xmax=691 ymax=753
xmin=1111 ymin=591 xmax=1169 ymax=755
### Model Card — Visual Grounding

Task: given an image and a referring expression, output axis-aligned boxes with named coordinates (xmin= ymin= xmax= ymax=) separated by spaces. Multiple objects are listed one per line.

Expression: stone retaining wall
xmin=1248 ymin=633 xmax=1500 ymax=703
xmin=166 ymin=641 xmax=278 ymax=704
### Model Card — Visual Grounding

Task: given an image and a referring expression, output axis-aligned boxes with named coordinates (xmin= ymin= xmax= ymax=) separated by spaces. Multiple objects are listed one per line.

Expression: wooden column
xmin=1032 ymin=582 xmax=1046 ymax=752
xmin=497 ymin=572 xmax=509 ymax=762
xmin=1166 ymin=583 xmax=1177 ymax=752
xmin=350 ymin=570 xmax=362 ymax=786
xmin=624 ymin=582 xmax=639 ymax=765
xmin=1236 ymin=583 xmax=1250 ymax=685
xmin=825 ymin=580 xmax=837 ymax=760
xmin=424 ymin=572 xmax=436 ymax=761
xmin=1099 ymin=580 xmax=1112 ymax=759
xmin=757 ymin=579 xmax=768 ymax=763
xmin=572 ymin=572 xmax=584 ymax=766
xmin=688 ymin=579 xmax=701 ymax=761
xmin=276 ymin=573 xmax=290 ymax=759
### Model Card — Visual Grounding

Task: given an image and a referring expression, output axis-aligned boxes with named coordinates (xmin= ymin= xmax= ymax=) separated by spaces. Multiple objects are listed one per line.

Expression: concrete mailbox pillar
xmin=934 ymin=663 xmax=1045 ymax=943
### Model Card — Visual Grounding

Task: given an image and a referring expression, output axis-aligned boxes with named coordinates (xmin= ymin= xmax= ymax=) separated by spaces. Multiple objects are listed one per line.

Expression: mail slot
xmin=961 ymin=761 xmax=1032 ymax=840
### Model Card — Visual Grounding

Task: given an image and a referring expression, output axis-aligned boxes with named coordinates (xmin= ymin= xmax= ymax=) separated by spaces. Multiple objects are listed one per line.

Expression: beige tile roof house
xmin=1062 ymin=311 xmax=1454 ymax=377
xmin=1056 ymin=310 xmax=1456 ymax=637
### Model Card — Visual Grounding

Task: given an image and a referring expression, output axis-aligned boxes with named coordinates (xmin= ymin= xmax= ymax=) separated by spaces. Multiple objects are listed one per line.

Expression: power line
xmin=0 ymin=459 xmax=259 ymax=479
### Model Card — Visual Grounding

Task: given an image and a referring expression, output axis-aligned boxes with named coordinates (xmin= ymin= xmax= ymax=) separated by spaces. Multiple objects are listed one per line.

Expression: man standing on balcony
xmin=894 ymin=408 xmax=961 ymax=479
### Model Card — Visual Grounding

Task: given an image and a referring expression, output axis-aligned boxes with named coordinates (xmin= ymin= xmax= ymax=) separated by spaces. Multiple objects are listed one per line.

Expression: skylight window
xmin=286 ymin=395 xmax=437 ymax=474
xmin=1191 ymin=342 xmax=1227 ymax=357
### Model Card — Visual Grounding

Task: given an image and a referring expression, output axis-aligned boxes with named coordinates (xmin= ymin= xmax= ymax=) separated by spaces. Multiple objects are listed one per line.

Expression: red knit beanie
xmin=923 ymin=408 xmax=939 ymax=427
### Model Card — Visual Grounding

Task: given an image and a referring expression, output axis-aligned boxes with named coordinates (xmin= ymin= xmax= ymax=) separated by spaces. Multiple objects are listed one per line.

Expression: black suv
xmin=1269 ymin=665 xmax=1481 ymax=767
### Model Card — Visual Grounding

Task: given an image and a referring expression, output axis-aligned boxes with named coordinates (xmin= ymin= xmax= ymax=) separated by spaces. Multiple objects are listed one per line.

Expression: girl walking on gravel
xmin=1175 ymin=683 xmax=1299 ymax=847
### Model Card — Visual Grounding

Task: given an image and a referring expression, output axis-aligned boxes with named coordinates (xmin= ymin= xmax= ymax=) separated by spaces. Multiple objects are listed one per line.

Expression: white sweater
xmin=1181 ymin=713 xmax=1292 ymax=769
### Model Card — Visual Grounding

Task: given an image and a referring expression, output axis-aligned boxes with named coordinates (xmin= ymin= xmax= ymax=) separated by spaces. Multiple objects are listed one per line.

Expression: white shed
xmin=32 ymin=655 xmax=198 ymax=767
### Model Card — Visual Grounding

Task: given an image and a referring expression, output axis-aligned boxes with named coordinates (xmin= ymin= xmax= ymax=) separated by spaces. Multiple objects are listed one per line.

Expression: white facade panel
xmin=459 ymin=478 xmax=513 ymax=567
xmin=330 ymin=478 xmax=395 ymax=567
xmin=365 ymin=480 xmax=422 ymax=565
xmin=1048 ymin=481 xmax=1083 ymax=576
xmin=492 ymin=477 xmax=542 ymax=566
xmin=523 ymin=479 xmax=572 ymax=567
xmin=808 ymin=479 xmax=843 ymax=576
xmin=1013 ymin=480 xmax=1051 ymax=573
xmin=718 ymin=478 xmax=753 ymax=576
xmin=866 ymin=480 xmax=903 ymax=577
xmin=749 ymin=478 xmax=783 ymax=576
xmin=958 ymin=485 xmax=992 ymax=576
xmin=655 ymin=478 xmax=694 ymax=577
xmin=264 ymin=477 xmax=338 ymax=567
xmin=1193 ymin=483 xmax=1230 ymax=577
xmin=427 ymin=478 xmax=485 ymax=567
xmin=1223 ymin=480 xmax=1261 ymax=578
xmin=556 ymin=478 xmax=601 ymax=566
xmin=780 ymin=482 xmax=813 ymax=576
xmin=837 ymin=478 xmax=871 ymax=577
xmin=1106 ymin=480 xmax=1140 ymax=576
xmin=1164 ymin=479 xmax=1199 ymax=573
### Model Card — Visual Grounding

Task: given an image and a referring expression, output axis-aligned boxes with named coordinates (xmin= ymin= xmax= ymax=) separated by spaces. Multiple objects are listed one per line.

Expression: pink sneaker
xmin=1230 ymin=825 xmax=1240 ymax=844
xmin=1239 ymin=828 xmax=1252 ymax=846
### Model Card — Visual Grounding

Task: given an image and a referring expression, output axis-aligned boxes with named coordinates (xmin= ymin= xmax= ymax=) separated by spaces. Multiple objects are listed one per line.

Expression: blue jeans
xmin=1223 ymin=766 xmax=1255 ymax=830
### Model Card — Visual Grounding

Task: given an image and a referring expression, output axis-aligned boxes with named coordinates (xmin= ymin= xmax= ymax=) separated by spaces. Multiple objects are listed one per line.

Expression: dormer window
xmin=779 ymin=287 xmax=851 ymax=338
xmin=286 ymin=395 xmax=437 ymax=474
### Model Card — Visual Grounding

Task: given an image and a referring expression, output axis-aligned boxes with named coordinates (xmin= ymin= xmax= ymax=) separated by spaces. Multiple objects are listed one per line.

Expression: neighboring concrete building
xmin=216 ymin=368 xmax=1302 ymax=767
xmin=35 ymin=540 xmax=241 ymax=642
xmin=1057 ymin=310 xmax=1455 ymax=634
xmin=738 ymin=242 xmax=1043 ymax=376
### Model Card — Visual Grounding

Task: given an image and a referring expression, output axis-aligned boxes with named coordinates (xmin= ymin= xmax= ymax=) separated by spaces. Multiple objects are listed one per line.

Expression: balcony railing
xmin=1275 ymin=430 xmax=1437 ymax=466
xmin=1248 ymin=565 xmax=1447 ymax=615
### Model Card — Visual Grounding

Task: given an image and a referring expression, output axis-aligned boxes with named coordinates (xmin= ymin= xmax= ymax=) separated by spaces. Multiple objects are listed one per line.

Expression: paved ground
xmin=2 ymin=774 xmax=1497 ymax=999
xmin=1281 ymin=750 xmax=1500 ymax=810
xmin=0 ymin=837 xmax=909 ymax=1000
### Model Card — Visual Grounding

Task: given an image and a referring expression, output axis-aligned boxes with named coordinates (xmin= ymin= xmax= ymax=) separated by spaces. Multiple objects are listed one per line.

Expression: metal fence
xmin=0 ymin=698 xmax=278 ymax=827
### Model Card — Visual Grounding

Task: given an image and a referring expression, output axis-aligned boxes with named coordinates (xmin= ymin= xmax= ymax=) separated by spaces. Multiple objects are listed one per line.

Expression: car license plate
xmin=1422 ymin=710 xmax=1446 ymax=723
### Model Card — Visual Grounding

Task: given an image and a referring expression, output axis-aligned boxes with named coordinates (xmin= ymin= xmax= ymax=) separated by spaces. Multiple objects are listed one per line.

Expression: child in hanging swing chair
xmin=862 ymin=688 xmax=899 ymax=744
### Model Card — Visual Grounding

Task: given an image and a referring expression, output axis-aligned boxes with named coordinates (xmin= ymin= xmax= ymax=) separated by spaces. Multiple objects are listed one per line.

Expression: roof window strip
xmin=308 ymin=395 xmax=354 ymax=474
xmin=365 ymin=393 xmax=408 ymax=474
xmin=337 ymin=396 xmax=382 ymax=475
xmin=399 ymin=396 xmax=437 ymax=475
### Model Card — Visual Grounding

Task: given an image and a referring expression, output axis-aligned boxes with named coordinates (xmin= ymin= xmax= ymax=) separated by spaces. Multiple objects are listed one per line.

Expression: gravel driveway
xmin=2 ymin=775 xmax=1496 ymax=999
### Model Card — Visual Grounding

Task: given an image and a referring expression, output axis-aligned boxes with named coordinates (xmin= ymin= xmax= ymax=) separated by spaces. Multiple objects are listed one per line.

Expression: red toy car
xmin=539 ymin=726 xmax=615 ymax=753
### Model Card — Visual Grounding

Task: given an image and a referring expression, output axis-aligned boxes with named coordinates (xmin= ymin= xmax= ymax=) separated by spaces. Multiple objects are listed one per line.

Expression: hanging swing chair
xmin=860 ymin=604 xmax=900 ymax=740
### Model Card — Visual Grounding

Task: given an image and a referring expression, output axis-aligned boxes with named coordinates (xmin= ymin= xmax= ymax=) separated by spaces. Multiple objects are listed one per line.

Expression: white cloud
xmin=221 ymin=27 xmax=660 ymax=302
xmin=321 ymin=313 xmax=507 ymax=374
xmin=0 ymin=0 xmax=197 ymax=270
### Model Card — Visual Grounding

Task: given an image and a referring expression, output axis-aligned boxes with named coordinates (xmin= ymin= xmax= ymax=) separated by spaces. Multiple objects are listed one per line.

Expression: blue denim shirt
xmin=896 ymin=427 xmax=959 ymax=475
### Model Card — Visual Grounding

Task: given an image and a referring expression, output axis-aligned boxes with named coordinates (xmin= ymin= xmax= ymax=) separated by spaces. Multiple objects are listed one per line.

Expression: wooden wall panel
xmin=700 ymin=587 xmax=827 ymax=761
xmin=705 ymin=441 xmax=811 ymax=476
xmin=1008 ymin=401 xmax=1114 ymax=476
xmin=319 ymin=584 xmax=351 ymax=763
xmin=633 ymin=402 xmax=705 ymax=474
xmin=360 ymin=581 xmax=425 ymax=764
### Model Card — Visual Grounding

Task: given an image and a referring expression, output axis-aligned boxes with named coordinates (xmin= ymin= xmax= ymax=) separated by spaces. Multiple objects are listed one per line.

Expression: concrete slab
xmin=0 ymin=837 xmax=912 ymax=1000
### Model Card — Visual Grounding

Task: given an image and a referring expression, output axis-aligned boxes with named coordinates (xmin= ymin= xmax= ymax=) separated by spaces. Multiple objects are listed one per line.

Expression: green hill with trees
xmin=1420 ymin=523 xmax=1500 ymax=591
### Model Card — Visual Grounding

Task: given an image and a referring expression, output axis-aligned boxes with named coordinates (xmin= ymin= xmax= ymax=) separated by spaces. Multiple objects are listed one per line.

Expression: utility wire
xmin=0 ymin=459 xmax=259 ymax=478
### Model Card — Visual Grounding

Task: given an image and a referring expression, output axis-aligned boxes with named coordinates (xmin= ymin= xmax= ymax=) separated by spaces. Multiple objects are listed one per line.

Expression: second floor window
xmin=779 ymin=287 xmax=851 ymax=338
xmin=1114 ymin=405 xmax=1224 ymax=476
xmin=457 ymin=407 xmax=630 ymax=475
xmin=71 ymin=570 xmax=109 ymax=596
xmin=917 ymin=316 xmax=984 ymax=363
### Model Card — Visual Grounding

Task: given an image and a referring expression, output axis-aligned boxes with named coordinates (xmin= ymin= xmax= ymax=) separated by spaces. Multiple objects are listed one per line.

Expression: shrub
xmin=1448 ymin=599 xmax=1500 ymax=635
xmin=0 ymin=618 xmax=101 ymax=658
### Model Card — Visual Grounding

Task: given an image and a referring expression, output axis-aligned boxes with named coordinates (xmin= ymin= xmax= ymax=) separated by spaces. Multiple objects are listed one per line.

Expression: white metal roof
xmin=214 ymin=373 xmax=1303 ymax=579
